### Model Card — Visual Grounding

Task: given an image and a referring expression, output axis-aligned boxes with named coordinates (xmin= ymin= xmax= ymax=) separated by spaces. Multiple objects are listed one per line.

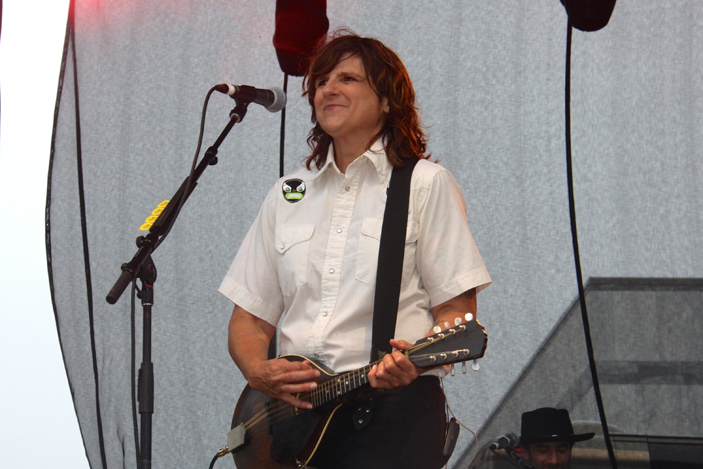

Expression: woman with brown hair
xmin=221 ymin=30 xmax=491 ymax=468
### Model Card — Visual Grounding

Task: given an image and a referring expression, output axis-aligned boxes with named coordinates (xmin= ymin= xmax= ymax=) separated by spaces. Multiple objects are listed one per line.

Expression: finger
xmin=296 ymin=359 xmax=317 ymax=370
xmin=272 ymin=358 xmax=317 ymax=374
xmin=367 ymin=364 xmax=379 ymax=388
xmin=368 ymin=364 xmax=394 ymax=389
xmin=385 ymin=351 xmax=417 ymax=376
xmin=390 ymin=350 xmax=417 ymax=373
xmin=389 ymin=339 xmax=414 ymax=351
xmin=382 ymin=353 xmax=402 ymax=375
xmin=278 ymin=392 xmax=314 ymax=410
xmin=272 ymin=368 xmax=320 ymax=385
xmin=376 ymin=358 xmax=405 ymax=388
xmin=384 ymin=352 xmax=419 ymax=385
xmin=280 ymin=380 xmax=318 ymax=395
xmin=267 ymin=358 xmax=319 ymax=376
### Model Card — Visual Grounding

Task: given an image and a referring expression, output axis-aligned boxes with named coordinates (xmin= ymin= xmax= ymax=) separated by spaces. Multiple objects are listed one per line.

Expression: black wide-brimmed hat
xmin=520 ymin=408 xmax=595 ymax=444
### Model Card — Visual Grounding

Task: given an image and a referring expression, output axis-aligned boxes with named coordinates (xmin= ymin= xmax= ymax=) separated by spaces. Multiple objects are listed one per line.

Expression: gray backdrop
xmin=48 ymin=1 xmax=703 ymax=467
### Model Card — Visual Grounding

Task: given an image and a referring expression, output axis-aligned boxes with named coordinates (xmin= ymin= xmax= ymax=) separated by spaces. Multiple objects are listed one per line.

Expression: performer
xmin=518 ymin=408 xmax=595 ymax=469
xmin=219 ymin=30 xmax=491 ymax=468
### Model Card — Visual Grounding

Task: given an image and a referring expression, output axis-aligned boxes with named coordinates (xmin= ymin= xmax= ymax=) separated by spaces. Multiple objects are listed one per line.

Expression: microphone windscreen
xmin=266 ymin=87 xmax=287 ymax=113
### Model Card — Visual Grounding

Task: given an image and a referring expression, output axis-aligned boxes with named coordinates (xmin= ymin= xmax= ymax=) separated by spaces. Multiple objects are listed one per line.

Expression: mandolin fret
xmin=311 ymin=365 xmax=373 ymax=408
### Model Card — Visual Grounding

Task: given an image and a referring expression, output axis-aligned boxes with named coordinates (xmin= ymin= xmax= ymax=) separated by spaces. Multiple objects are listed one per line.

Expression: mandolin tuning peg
xmin=465 ymin=313 xmax=474 ymax=322
xmin=433 ymin=325 xmax=441 ymax=334
xmin=444 ymin=321 xmax=450 ymax=329
xmin=462 ymin=361 xmax=467 ymax=374
xmin=454 ymin=317 xmax=462 ymax=326
xmin=471 ymin=360 xmax=480 ymax=371
xmin=451 ymin=364 xmax=456 ymax=376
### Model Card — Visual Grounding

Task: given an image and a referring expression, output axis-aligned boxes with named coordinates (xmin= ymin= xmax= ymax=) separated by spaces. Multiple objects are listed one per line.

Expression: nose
xmin=322 ymin=77 xmax=339 ymax=96
xmin=546 ymin=449 xmax=558 ymax=463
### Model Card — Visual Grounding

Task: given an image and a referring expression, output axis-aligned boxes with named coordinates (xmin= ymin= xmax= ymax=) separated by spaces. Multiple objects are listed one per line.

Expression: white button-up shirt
xmin=219 ymin=140 xmax=491 ymax=372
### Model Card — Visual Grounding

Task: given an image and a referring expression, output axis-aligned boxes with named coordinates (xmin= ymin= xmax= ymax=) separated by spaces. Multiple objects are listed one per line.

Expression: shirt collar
xmin=363 ymin=138 xmax=392 ymax=182
xmin=313 ymin=138 xmax=391 ymax=183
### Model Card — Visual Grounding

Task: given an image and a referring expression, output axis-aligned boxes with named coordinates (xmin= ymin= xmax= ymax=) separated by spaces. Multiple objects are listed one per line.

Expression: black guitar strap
xmin=370 ymin=157 xmax=419 ymax=362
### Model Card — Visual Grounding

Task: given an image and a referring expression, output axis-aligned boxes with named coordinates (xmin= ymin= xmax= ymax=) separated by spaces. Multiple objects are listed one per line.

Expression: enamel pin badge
xmin=282 ymin=179 xmax=306 ymax=203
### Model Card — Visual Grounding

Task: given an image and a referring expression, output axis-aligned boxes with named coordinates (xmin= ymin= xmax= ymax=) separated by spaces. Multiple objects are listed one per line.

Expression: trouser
xmin=309 ymin=376 xmax=448 ymax=469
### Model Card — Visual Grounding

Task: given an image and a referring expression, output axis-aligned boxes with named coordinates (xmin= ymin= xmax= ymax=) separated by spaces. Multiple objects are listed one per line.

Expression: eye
xmin=341 ymin=76 xmax=359 ymax=83
xmin=315 ymin=77 xmax=328 ymax=88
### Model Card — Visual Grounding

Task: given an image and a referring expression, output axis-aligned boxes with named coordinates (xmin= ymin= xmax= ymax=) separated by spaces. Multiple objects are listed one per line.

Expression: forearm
xmin=430 ymin=288 xmax=477 ymax=334
xmin=228 ymin=305 xmax=319 ymax=408
xmin=369 ymin=290 xmax=478 ymax=389
xmin=228 ymin=305 xmax=275 ymax=381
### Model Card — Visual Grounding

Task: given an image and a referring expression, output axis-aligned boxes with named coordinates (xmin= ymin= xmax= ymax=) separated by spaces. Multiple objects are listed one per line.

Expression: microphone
xmin=488 ymin=432 xmax=520 ymax=450
xmin=215 ymin=84 xmax=286 ymax=112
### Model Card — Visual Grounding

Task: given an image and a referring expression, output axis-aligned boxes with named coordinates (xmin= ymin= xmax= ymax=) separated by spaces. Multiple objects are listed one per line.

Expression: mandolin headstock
xmin=408 ymin=315 xmax=488 ymax=369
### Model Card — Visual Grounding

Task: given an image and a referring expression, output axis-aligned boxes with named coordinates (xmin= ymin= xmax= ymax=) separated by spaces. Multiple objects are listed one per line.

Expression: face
xmin=522 ymin=442 xmax=572 ymax=469
xmin=313 ymin=53 xmax=389 ymax=145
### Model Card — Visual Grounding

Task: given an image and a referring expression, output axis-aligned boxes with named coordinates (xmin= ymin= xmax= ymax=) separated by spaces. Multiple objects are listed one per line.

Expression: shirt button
xmin=322 ymin=311 xmax=328 ymax=317
xmin=279 ymin=244 xmax=285 ymax=250
xmin=329 ymin=268 xmax=335 ymax=274
xmin=345 ymin=186 xmax=351 ymax=192
xmin=336 ymin=228 xmax=342 ymax=233
xmin=314 ymin=352 xmax=321 ymax=358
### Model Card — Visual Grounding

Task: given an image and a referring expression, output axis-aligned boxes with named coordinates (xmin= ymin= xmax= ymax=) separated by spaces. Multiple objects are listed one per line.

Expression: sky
xmin=0 ymin=0 xmax=89 ymax=467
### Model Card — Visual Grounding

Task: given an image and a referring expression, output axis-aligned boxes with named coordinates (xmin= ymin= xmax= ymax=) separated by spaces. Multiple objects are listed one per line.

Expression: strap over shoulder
xmin=370 ymin=157 xmax=419 ymax=362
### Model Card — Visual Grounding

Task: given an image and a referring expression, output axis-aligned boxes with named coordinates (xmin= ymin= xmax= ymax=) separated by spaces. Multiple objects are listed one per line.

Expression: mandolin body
xmin=230 ymin=355 xmax=347 ymax=468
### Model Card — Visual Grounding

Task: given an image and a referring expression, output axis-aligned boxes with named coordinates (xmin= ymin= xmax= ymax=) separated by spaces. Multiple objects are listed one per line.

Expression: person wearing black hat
xmin=518 ymin=407 xmax=595 ymax=469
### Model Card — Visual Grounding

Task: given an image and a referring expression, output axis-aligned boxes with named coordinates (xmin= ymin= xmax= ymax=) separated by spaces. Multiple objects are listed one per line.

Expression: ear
xmin=381 ymin=96 xmax=390 ymax=114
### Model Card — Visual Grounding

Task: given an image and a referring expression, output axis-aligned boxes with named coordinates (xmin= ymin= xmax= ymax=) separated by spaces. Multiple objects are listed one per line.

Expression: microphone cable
xmin=208 ymin=73 xmax=290 ymax=467
xmin=128 ymin=88 xmax=216 ymax=466
xmin=153 ymin=87 xmax=218 ymax=250
xmin=128 ymin=86 xmax=230 ymax=466
xmin=208 ymin=452 xmax=220 ymax=469
xmin=564 ymin=20 xmax=618 ymax=469
xmin=279 ymin=73 xmax=289 ymax=178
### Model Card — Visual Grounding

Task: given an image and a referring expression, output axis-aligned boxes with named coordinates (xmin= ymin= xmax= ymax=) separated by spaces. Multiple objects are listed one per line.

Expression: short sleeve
xmin=218 ymin=184 xmax=285 ymax=326
xmin=414 ymin=167 xmax=491 ymax=308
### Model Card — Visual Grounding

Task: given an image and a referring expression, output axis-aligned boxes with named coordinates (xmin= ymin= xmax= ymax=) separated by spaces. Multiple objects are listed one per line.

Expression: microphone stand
xmin=136 ymin=254 xmax=156 ymax=469
xmin=106 ymin=98 xmax=251 ymax=469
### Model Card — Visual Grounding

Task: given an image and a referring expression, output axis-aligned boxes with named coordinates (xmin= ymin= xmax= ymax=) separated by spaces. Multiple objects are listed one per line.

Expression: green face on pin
xmin=282 ymin=179 xmax=306 ymax=203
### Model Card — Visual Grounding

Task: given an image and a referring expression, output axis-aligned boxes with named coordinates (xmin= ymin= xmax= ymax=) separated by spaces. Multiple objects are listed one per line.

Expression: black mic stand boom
xmin=106 ymin=98 xmax=252 ymax=469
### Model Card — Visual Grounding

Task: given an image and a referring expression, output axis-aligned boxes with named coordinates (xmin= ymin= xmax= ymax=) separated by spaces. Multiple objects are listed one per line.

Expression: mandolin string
xmin=243 ymin=388 xmax=319 ymax=430
xmin=245 ymin=399 xmax=304 ymax=429
xmin=243 ymin=362 xmax=377 ymax=430
xmin=248 ymin=362 xmax=375 ymax=427
xmin=245 ymin=363 xmax=412 ymax=430
xmin=242 ymin=325 xmax=471 ymax=430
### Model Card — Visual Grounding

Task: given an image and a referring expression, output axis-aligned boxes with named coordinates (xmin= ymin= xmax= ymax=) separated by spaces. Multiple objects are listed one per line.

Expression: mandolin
xmin=227 ymin=318 xmax=487 ymax=468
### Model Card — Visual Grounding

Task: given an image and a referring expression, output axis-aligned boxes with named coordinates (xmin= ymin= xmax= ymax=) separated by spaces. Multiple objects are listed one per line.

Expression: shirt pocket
xmin=275 ymin=224 xmax=314 ymax=296
xmin=356 ymin=218 xmax=419 ymax=287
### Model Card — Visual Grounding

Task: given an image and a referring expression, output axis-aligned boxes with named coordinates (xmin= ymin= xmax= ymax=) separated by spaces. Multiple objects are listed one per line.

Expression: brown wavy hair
xmin=302 ymin=30 xmax=429 ymax=169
